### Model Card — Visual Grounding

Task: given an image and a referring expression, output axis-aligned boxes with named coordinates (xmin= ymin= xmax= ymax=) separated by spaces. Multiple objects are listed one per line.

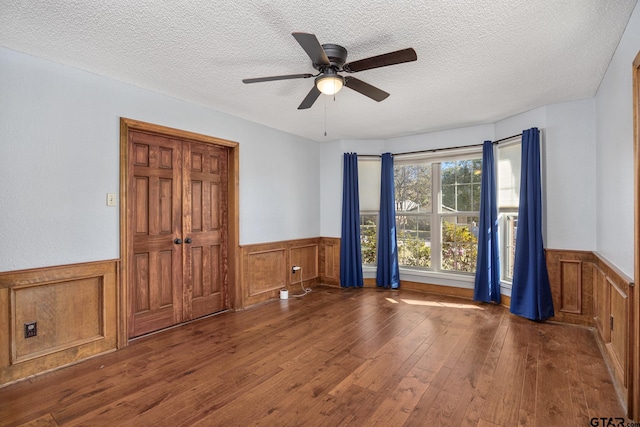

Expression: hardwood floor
xmin=0 ymin=285 xmax=628 ymax=426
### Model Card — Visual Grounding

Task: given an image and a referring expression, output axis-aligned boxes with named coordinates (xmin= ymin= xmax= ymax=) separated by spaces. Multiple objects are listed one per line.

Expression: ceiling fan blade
xmin=242 ymin=73 xmax=314 ymax=84
xmin=344 ymin=77 xmax=389 ymax=102
xmin=298 ymin=86 xmax=322 ymax=110
xmin=292 ymin=32 xmax=330 ymax=66
xmin=343 ymin=48 xmax=417 ymax=73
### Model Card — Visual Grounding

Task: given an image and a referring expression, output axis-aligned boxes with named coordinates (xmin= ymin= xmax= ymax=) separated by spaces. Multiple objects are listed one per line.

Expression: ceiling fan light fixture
xmin=315 ymin=74 xmax=344 ymax=95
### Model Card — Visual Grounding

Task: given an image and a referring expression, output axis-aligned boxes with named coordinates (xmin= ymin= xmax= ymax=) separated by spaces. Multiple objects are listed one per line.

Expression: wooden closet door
xmin=182 ymin=141 xmax=228 ymax=320
xmin=128 ymin=131 xmax=183 ymax=337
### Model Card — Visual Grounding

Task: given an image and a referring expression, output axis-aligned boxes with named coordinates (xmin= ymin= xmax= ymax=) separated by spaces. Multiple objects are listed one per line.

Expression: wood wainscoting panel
xmin=545 ymin=249 xmax=595 ymax=325
xmin=12 ymin=277 xmax=104 ymax=363
xmin=559 ymin=259 xmax=583 ymax=314
xmin=290 ymin=243 xmax=318 ymax=282
xmin=591 ymin=252 xmax=634 ymax=412
xmin=246 ymin=247 xmax=287 ymax=297
xmin=0 ymin=260 xmax=119 ymax=386
xmin=593 ymin=263 xmax=610 ymax=341
xmin=319 ymin=237 xmax=340 ymax=286
xmin=609 ymin=278 xmax=629 ymax=388
xmin=240 ymin=239 xmax=321 ymax=308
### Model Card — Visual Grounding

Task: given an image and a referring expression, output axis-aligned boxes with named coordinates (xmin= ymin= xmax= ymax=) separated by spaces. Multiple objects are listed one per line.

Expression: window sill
xmin=363 ymin=265 xmax=475 ymax=289
xmin=363 ymin=266 xmax=513 ymax=297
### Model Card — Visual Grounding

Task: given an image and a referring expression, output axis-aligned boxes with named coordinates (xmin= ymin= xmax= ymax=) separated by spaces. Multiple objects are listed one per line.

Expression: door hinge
xmin=610 ymin=315 xmax=614 ymax=331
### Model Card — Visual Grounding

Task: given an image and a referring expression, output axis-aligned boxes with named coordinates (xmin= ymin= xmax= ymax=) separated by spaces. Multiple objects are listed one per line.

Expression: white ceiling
xmin=1 ymin=1 xmax=637 ymax=142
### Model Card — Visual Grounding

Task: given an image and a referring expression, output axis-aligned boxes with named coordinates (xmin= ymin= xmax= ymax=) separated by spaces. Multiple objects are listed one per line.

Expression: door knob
xmin=174 ymin=238 xmax=182 ymax=244
xmin=185 ymin=238 xmax=193 ymax=244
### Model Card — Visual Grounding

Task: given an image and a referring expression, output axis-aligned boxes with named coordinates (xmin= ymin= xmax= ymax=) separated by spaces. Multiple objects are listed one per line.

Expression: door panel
xmin=183 ymin=141 xmax=228 ymax=320
xmin=127 ymin=132 xmax=229 ymax=338
xmin=128 ymin=131 xmax=183 ymax=338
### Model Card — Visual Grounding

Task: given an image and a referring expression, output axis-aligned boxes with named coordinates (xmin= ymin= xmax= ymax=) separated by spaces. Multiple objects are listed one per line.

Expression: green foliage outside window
xmin=397 ymin=229 xmax=431 ymax=267
xmin=361 ymin=218 xmax=377 ymax=265
xmin=441 ymin=160 xmax=482 ymax=212
xmin=360 ymin=158 xmax=481 ymax=273
xmin=441 ymin=219 xmax=478 ymax=272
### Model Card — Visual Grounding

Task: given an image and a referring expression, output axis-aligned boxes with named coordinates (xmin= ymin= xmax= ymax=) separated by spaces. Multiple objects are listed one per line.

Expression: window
xmin=357 ymin=141 xmax=521 ymax=279
xmin=360 ymin=214 xmax=377 ymax=264
xmin=503 ymin=214 xmax=518 ymax=280
xmin=439 ymin=159 xmax=482 ymax=273
xmin=394 ymin=152 xmax=482 ymax=274
xmin=496 ymin=139 xmax=521 ymax=282
xmin=395 ymin=163 xmax=432 ymax=268
xmin=358 ymin=158 xmax=381 ymax=265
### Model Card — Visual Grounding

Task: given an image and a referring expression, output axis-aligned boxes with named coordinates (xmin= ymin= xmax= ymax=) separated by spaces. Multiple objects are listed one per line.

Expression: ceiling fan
xmin=242 ymin=32 xmax=417 ymax=110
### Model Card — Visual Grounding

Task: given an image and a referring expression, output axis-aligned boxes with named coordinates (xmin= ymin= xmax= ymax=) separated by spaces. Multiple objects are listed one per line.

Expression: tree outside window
xmin=358 ymin=152 xmax=487 ymax=275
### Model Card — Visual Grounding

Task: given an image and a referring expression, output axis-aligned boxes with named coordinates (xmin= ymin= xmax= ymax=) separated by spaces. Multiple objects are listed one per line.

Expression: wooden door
xmin=128 ymin=131 xmax=183 ymax=337
xmin=128 ymin=132 xmax=229 ymax=338
xmin=183 ymin=141 xmax=228 ymax=320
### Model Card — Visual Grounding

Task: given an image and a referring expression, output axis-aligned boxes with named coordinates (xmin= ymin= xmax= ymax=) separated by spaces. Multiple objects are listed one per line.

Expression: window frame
xmin=357 ymin=157 xmax=382 ymax=266
xmin=393 ymin=148 xmax=483 ymax=275
xmin=496 ymin=136 xmax=523 ymax=285
xmin=499 ymin=210 xmax=518 ymax=282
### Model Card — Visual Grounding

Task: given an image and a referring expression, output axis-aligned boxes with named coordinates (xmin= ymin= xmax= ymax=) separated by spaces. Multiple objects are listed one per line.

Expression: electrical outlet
xmin=24 ymin=321 xmax=37 ymax=338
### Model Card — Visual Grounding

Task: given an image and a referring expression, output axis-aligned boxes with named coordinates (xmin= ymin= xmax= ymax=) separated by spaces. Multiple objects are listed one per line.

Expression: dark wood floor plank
xmin=577 ymin=352 xmax=628 ymax=419
xmin=558 ymin=326 xmax=592 ymax=425
xmin=516 ymin=323 xmax=539 ymax=427
xmin=422 ymin=346 xmax=488 ymax=426
xmin=328 ymin=313 xmax=432 ymax=395
xmin=0 ymin=285 xmax=628 ymax=426
xmin=479 ymin=316 xmax=530 ymax=426
xmin=365 ymin=366 xmax=436 ymax=426
xmin=460 ymin=308 xmax=510 ymax=427
xmin=250 ymin=350 xmax=368 ymax=427
xmin=16 ymin=413 xmax=59 ymax=427
xmin=535 ymin=324 xmax=581 ymax=427
xmin=403 ymin=365 xmax=454 ymax=425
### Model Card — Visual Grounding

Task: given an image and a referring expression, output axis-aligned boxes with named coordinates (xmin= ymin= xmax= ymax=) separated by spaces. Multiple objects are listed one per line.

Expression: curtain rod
xmin=356 ymin=133 xmax=522 ymax=158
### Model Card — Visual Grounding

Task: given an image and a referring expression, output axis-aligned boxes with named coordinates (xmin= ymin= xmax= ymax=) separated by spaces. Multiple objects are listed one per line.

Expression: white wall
xmin=0 ymin=48 xmax=321 ymax=272
xmin=545 ymin=99 xmax=597 ymax=250
xmin=494 ymin=100 xmax=597 ymax=251
xmin=386 ymin=124 xmax=494 ymax=153
xmin=595 ymin=3 xmax=640 ymax=277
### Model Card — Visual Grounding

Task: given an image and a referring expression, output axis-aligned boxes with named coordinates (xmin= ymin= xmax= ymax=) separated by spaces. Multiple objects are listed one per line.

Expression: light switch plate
xmin=107 ymin=193 xmax=117 ymax=206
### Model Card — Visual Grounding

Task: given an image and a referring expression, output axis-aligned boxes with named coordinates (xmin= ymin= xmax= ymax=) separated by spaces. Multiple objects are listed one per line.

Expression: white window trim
xmin=395 ymin=150 xmax=483 ymax=275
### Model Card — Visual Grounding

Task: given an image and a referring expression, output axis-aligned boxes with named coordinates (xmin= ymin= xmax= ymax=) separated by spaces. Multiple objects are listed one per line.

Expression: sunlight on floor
xmin=385 ymin=297 xmax=484 ymax=310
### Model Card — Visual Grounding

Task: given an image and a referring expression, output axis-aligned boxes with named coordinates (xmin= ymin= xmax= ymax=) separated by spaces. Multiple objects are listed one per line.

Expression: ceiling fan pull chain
xmin=324 ymin=95 xmax=327 ymax=136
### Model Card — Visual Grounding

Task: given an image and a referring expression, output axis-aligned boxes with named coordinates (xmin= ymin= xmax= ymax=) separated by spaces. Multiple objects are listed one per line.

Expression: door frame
xmin=118 ymin=118 xmax=240 ymax=348
xmin=633 ymin=51 xmax=640 ymax=420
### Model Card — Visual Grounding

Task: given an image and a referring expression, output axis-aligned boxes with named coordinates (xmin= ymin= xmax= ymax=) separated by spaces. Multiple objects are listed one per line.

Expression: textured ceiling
xmin=1 ymin=1 xmax=637 ymax=142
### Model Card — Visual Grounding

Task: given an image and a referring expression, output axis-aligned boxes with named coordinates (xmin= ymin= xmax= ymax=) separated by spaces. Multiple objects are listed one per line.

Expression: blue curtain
xmin=510 ymin=128 xmax=554 ymax=321
xmin=340 ymin=153 xmax=364 ymax=288
xmin=376 ymin=153 xmax=400 ymax=289
xmin=474 ymin=141 xmax=501 ymax=303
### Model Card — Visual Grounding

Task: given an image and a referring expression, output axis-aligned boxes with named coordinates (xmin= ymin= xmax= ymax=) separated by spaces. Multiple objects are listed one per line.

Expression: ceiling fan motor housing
xmin=318 ymin=44 xmax=348 ymax=70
